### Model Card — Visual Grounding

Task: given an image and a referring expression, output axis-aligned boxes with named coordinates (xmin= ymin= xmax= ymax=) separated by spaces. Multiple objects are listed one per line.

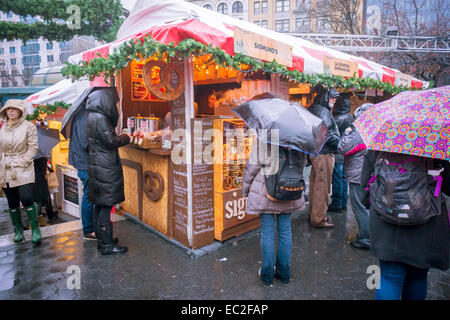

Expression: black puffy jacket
xmin=86 ymin=88 xmax=130 ymax=206
xmin=333 ymin=98 xmax=354 ymax=163
xmin=308 ymin=86 xmax=340 ymax=154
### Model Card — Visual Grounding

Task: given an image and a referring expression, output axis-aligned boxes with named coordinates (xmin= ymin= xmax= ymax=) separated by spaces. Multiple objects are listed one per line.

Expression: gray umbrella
xmin=60 ymin=87 xmax=99 ymax=139
xmin=35 ymin=127 xmax=61 ymax=159
xmin=232 ymin=93 xmax=329 ymax=157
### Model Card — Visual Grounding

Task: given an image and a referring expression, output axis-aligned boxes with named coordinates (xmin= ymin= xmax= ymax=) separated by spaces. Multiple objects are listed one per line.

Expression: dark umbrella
xmin=35 ymin=127 xmax=61 ymax=159
xmin=60 ymin=87 xmax=99 ymax=139
xmin=232 ymin=93 xmax=329 ymax=156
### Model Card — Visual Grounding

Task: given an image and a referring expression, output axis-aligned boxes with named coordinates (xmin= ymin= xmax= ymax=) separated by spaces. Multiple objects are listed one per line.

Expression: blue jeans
xmin=376 ymin=260 xmax=429 ymax=300
xmin=331 ymin=163 xmax=348 ymax=209
xmin=259 ymin=213 xmax=292 ymax=284
xmin=349 ymin=183 xmax=370 ymax=245
xmin=77 ymin=170 xmax=94 ymax=234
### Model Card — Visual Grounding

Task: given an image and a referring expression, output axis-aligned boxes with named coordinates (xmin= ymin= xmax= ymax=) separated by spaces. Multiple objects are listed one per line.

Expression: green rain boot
xmin=25 ymin=204 xmax=41 ymax=245
xmin=8 ymin=208 xmax=24 ymax=243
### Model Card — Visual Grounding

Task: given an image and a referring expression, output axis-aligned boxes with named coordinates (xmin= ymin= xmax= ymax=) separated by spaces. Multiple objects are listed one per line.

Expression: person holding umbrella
xmin=235 ymin=93 xmax=329 ymax=286
xmin=357 ymin=86 xmax=450 ymax=300
xmin=0 ymin=99 xmax=40 ymax=245
xmin=307 ymin=85 xmax=341 ymax=228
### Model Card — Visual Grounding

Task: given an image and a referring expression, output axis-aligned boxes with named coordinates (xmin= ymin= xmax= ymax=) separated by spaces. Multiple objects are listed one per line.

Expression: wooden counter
xmin=119 ymin=145 xmax=171 ymax=235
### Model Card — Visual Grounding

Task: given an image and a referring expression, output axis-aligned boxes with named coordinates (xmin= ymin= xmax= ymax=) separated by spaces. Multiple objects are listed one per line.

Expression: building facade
xmin=0 ymin=11 xmax=101 ymax=87
xmin=187 ymin=0 xmax=249 ymax=20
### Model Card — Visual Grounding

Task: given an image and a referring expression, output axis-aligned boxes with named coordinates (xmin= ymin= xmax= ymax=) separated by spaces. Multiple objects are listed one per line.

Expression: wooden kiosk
xmin=117 ymin=52 xmax=292 ymax=250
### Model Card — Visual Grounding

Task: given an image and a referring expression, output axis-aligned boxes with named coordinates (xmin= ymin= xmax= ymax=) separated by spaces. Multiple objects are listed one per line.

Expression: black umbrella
xmin=60 ymin=87 xmax=99 ymax=139
xmin=35 ymin=127 xmax=61 ymax=159
xmin=232 ymin=93 xmax=329 ymax=156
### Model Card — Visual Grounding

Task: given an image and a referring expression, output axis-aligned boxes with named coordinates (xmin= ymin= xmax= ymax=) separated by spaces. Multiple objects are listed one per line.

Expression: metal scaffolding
xmin=288 ymin=33 xmax=450 ymax=53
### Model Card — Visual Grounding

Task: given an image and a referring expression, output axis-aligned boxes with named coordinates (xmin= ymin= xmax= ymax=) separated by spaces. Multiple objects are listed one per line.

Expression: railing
xmin=288 ymin=33 xmax=450 ymax=53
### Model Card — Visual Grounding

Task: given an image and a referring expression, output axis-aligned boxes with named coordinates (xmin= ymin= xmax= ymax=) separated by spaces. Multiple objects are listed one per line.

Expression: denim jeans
xmin=259 ymin=213 xmax=292 ymax=284
xmin=349 ymin=183 xmax=370 ymax=245
xmin=331 ymin=163 xmax=348 ymax=209
xmin=77 ymin=170 xmax=94 ymax=234
xmin=376 ymin=260 xmax=429 ymax=300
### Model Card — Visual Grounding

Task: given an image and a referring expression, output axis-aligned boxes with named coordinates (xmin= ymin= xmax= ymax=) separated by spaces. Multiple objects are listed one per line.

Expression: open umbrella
xmin=60 ymin=87 xmax=99 ymax=139
xmin=35 ymin=126 xmax=61 ymax=159
xmin=353 ymin=85 xmax=450 ymax=161
xmin=232 ymin=93 xmax=329 ymax=156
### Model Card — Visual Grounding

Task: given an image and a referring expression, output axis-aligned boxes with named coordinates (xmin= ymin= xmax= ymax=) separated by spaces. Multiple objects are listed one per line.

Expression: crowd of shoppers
xmin=1 ymin=83 xmax=448 ymax=299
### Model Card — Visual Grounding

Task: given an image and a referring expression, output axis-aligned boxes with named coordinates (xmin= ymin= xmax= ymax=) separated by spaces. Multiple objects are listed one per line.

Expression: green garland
xmin=27 ymin=101 xmax=71 ymax=121
xmin=62 ymin=35 xmax=429 ymax=95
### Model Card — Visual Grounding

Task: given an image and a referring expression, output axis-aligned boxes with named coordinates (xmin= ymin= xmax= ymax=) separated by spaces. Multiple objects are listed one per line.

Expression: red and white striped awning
xmin=25 ymin=79 xmax=90 ymax=114
xmin=68 ymin=0 xmax=427 ymax=89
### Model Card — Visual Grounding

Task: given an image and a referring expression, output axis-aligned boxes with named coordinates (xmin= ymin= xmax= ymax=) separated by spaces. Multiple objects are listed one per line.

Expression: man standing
xmin=307 ymin=85 xmax=340 ymax=228
xmin=69 ymin=106 xmax=96 ymax=240
xmin=329 ymin=97 xmax=353 ymax=212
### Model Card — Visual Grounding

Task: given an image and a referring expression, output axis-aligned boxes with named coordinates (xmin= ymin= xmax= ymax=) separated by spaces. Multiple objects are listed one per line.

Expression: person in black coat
xmin=361 ymin=151 xmax=450 ymax=300
xmin=307 ymin=85 xmax=340 ymax=228
xmin=329 ymin=97 xmax=354 ymax=212
xmin=86 ymin=87 xmax=130 ymax=255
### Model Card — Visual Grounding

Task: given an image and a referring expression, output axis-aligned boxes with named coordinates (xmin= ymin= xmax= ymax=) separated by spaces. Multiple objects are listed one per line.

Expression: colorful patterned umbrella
xmin=353 ymin=85 xmax=450 ymax=161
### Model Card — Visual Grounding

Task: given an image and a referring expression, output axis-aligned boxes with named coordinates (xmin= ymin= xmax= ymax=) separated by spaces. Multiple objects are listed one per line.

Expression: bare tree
xmin=361 ymin=0 xmax=449 ymax=85
xmin=308 ymin=0 xmax=364 ymax=34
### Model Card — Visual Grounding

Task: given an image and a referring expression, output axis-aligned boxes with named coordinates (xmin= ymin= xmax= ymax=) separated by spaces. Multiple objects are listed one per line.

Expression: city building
xmin=186 ymin=0 xmax=249 ymax=20
xmin=0 ymin=11 xmax=101 ymax=87
xmin=187 ymin=1 xmax=364 ymax=34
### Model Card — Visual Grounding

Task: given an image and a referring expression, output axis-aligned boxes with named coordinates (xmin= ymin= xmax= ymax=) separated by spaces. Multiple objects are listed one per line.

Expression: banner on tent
xmin=323 ymin=56 xmax=359 ymax=78
xmin=395 ymin=72 xmax=412 ymax=87
xmin=234 ymin=27 xmax=293 ymax=67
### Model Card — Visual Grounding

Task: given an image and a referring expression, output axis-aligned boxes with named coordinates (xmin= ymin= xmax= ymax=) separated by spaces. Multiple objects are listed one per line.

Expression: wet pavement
xmin=0 ymin=197 xmax=449 ymax=300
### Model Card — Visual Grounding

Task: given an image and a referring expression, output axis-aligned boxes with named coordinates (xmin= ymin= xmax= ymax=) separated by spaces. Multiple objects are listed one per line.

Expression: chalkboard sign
xmin=191 ymin=118 xmax=215 ymax=248
xmin=170 ymin=59 xmax=190 ymax=247
xmin=63 ymin=174 xmax=79 ymax=205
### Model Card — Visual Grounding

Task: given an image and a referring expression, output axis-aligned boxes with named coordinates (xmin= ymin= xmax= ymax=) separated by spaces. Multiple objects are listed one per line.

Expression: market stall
xmin=58 ymin=0 xmax=428 ymax=251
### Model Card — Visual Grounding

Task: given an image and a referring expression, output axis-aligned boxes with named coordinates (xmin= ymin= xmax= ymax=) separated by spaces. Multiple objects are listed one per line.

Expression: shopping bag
xmin=47 ymin=171 xmax=59 ymax=189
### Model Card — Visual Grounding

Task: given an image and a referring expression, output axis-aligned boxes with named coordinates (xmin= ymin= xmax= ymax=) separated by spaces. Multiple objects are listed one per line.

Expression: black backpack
xmin=265 ymin=147 xmax=306 ymax=201
xmin=369 ymin=153 xmax=442 ymax=226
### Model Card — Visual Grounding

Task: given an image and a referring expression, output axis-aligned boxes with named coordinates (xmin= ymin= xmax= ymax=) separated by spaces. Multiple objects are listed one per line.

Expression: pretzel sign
xmin=143 ymin=60 xmax=184 ymax=101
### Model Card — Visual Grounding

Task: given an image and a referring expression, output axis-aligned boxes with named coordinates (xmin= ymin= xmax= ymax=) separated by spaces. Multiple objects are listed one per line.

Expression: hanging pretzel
xmin=143 ymin=60 xmax=184 ymax=101
xmin=143 ymin=170 xmax=164 ymax=201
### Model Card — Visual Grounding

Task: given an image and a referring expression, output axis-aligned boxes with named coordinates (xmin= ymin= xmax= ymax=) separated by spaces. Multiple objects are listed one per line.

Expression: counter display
xmin=213 ymin=118 xmax=260 ymax=241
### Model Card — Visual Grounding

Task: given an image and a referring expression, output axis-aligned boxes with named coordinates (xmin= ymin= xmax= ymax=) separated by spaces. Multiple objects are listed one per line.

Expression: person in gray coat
xmin=242 ymin=142 xmax=306 ymax=286
xmin=337 ymin=103 xmax=373 ymax=249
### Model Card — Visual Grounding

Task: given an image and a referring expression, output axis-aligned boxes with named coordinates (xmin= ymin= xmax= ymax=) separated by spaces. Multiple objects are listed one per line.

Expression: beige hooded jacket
xmin=0 ymin=99 xmax=38 ymax=188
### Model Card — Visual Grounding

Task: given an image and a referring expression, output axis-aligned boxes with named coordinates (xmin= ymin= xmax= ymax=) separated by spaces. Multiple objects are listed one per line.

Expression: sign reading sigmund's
xmin=234 ymin=27 xmax=293 ymax=68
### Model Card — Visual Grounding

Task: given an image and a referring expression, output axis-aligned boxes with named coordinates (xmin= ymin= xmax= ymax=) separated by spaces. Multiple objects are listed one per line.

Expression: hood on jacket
xmin=313 ymin=85 xmax=340 ymax=110
xmin=333 ymin=97 xmax=351 ymax=116
xmin=85 ymin=87 xmax=120 ymax=126
xmin=0 ymin=99 xmax=28 ymax=126
xmin=354 ymin=103 xmax=374 ymax=119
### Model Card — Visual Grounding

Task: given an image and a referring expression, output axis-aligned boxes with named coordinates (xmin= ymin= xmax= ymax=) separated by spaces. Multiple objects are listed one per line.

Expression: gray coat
xmin=241 ymin=144 xmax=306 ymax=215
xmin=337 ymin=126 xmax=367 ymax=184
xmin=361 ymin=150 xmax=450 ymax=271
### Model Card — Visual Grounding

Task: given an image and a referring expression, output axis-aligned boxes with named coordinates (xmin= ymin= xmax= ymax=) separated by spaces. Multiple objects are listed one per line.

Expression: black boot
xmin=98 ymin=223 xmax=127 ymax=255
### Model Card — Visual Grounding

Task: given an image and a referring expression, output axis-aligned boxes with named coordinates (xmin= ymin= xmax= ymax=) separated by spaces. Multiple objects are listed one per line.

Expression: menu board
xmin=170 ymin=60 xmax=190 ymax=247
xmin=130 ymin=59 xmax=164 ymax=102
xmin=191 ymin=118 xmax=215 ymax=248
xmin=63 ymin=174 xmax=79 ymax=205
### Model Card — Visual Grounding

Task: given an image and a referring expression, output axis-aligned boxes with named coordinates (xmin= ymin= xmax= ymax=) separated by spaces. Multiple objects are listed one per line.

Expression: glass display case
xmin=213 ymin=118 xmax=260 ymax=241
